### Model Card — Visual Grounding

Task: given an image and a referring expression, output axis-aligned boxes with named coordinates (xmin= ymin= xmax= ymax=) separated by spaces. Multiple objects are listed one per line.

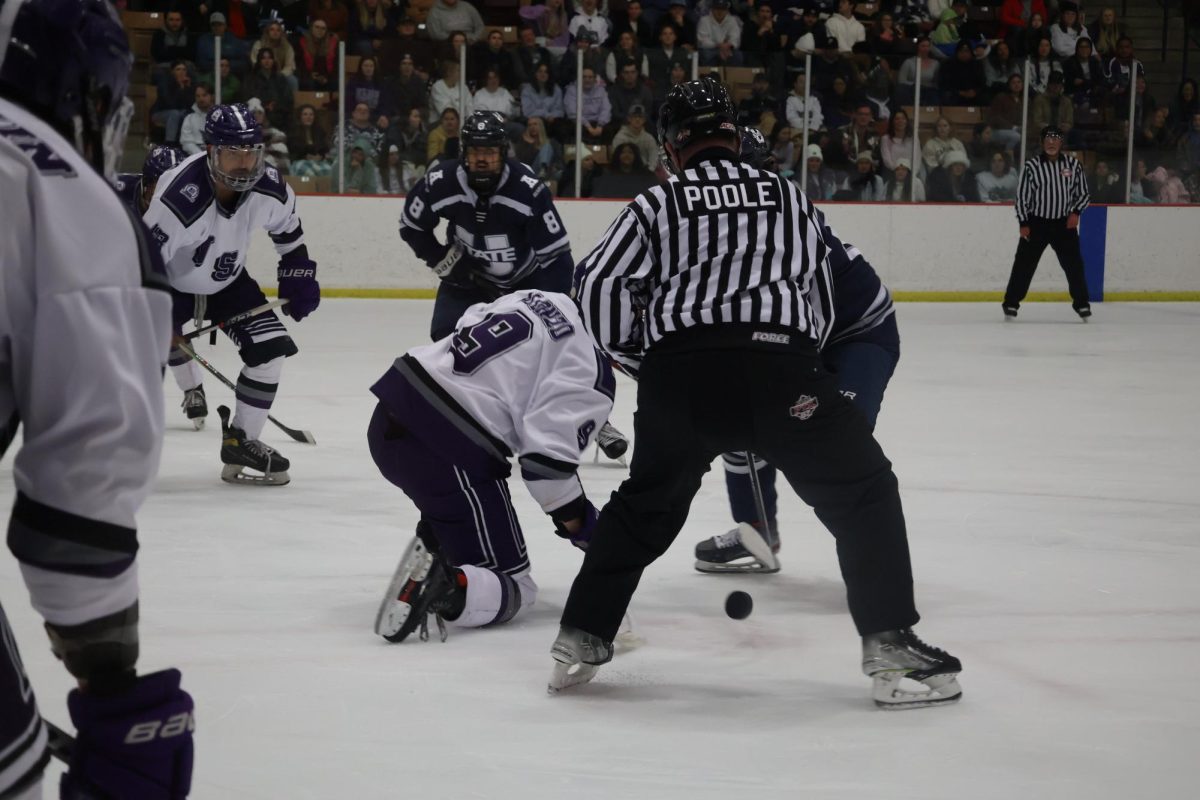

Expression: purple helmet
xmin=142 ymin=144 xmax=185 ymax=183
xmin=203 ymin=103 xmax=265 ymax=191
xmin=0 ymin=0 xmax=135 ymax=178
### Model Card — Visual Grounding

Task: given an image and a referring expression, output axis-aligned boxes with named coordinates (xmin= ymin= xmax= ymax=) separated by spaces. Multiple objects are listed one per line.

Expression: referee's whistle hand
xmin=1020 ymin=226 xmax=1031 ymax=240
xmin=1067 ymin=213 xmax=1080 ymax=230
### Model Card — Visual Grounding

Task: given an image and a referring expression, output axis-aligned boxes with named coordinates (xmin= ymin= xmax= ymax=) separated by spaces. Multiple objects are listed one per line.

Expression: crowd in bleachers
xmin=127 ymin=0 xmax=1200 ymax=202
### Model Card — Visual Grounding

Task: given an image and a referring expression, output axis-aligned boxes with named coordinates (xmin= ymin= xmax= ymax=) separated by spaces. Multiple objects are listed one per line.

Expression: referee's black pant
xmin=1003 ymin=217 xmax=1091 ymax=310
xmin=561 ymin=324 xmax=920 ymax=643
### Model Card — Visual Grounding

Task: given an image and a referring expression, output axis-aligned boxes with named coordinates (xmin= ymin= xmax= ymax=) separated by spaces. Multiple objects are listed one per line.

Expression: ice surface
xmin=3 ymin=301 xmax=1199 ymax=799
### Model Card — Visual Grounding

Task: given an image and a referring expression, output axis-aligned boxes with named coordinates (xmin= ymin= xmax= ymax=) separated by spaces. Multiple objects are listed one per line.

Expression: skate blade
xmin=693 ymin=558 xmax=781 ymax=574
xmin=374 ymin=537 xmax=435 ymax=642
xmin=591 ymin=445 xmax=628 ymax=468
xmin=220 ymin=464 xmax=290 ymax=486
xmin=547 ymin=660 xmax=599 ymax=694
xmin=871 ymin=672 xmax=963 ymax=710
xmin=191 ymin=417 xmax=206 ymax=431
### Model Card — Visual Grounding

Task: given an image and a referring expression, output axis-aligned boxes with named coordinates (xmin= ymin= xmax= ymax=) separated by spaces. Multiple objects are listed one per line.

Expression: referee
xmin=1003 ymin=125 xmax=1093 ymax=320
xmin=548 ymin=78 xmax=962 ymax=709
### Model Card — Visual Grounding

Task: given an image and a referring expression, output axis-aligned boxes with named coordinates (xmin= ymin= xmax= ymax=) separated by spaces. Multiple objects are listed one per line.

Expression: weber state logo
xmin=789 ymin=394 xmax=819 ymax=421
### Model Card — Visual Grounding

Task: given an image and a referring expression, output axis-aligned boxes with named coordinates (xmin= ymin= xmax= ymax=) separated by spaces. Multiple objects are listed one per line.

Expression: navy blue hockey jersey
xmin=400 ymin=159 xmax=573 ymax=287
xmin=813 ymin=219 xmax=898 ymax=352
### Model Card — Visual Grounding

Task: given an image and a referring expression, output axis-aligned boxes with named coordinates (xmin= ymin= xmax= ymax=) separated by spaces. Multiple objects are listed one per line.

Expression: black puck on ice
xmin=725 ymin=590 xmax=753 ymax=620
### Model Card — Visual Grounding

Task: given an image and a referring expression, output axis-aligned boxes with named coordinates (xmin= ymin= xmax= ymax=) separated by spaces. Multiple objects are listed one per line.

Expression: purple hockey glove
xmin=278 ymin=260 xmax=320 ymax=321
xmin=61 ymin=669 xmax=194 ymax=800
xmin=551 ymin=497 xmax=600 ymax=551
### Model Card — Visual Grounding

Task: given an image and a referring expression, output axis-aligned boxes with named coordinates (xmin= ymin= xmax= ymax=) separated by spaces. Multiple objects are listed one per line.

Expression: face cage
xmin=209 ymin=143 xmax=266 ymax=191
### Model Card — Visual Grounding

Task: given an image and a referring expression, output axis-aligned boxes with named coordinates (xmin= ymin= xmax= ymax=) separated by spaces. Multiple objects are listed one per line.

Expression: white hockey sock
xmin=231 ymin=357 xmax=284 ymax=440
xmin=452 ymin=565 xmax=537 ymax=628
xmin=169 ymin=360 xmax=203 ymax=393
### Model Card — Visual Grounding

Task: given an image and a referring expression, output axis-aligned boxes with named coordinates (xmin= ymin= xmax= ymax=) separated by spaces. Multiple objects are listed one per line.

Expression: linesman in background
xmin=1003 ymin=125 xmax=1093 ymax=321
xmin=548 ymin=78 xmax=962 ymax=709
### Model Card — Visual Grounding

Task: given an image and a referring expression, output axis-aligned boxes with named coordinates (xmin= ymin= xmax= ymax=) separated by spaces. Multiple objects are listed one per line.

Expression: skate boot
xmin=1075 ymin=304 xmax=1092 ymax=322
xmin=595 ymin=420 xmax=629 ymax=464
xmin=181 ymin=385 xmax=207 ymax=430
xmin=1002 ymin=304 xmax=1018 ymax=320
xmin=217 ymin=405 xmax=290 ymax=486
xmin=862 ymin=628 xmax=963 ymax=709
xmin=374 ymin=522 xmax=467 ymax=643
xmin=694 ymin=521 xmax=781 ymax=574
xmin=548 ymin=625 xmax=614 ymax=694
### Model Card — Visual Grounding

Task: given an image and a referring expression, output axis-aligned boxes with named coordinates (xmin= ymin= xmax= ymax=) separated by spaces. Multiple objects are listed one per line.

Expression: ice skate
xmin=594 ymin=421 xmax=629 ymax=465
xmin=217 ymin=405 xmax=290 ymax=486
xmin=181 ymin=385 xmax=207 ymax=430
xmin=1075 ymin=304 xmax=1092 ymax=322
xmin=548 ymin=625 xmax=613 ymax=694
xmin=1002 ymin=304 xmax=1018 ymax=320
xmin=694 ymin=522 xmax=780 ymax=574
xmin=374 ymin=522 xmax=466 ymax=644
xmin=862 ymin=628 xmax=963 ymax=709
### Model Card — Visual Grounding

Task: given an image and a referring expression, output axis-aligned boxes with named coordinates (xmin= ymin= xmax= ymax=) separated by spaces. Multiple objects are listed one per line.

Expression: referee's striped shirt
xmin=1015 ymin=152 xmax=1090 ymax=224
xmin=576 ymin=158 xmax=832 ymax=377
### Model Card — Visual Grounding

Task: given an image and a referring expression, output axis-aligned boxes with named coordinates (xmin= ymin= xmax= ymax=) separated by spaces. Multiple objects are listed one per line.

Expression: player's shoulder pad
xmin=158 ymin=156 xmax=214 ymax=227
xmin=502 ymin=158 xmax=547 ymax=200
xmin=252 ymin=163 xmax=289 ymax=203
xmin=420 ymin=163 xmax=463 ymax=201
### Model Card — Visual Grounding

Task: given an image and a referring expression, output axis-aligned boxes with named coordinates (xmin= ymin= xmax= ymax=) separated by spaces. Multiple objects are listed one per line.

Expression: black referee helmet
xmin=657 ymin=76 xmax=739 ymax=175
xmin=461 ymin=110 xmax=509 ymax=194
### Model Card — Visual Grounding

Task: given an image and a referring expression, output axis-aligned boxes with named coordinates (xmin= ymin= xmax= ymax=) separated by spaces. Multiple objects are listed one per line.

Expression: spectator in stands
xmin=658 ymin=60 xmax=689 ymax=107
xmin=426 ymin=106 xmax=461 ymax=163
xmin=810 ymin=34 xmax=861 ymax=99
xmin=862 ymin=58 xmax=895 ymax=121
xmin=1050 ymin=1 xmax=1084 ymax=59
xmin=770 ymin=124 xmax=796 ymax=177
xmin=522 ymin=62 xmax=567 ymax=138
xmin=1104 ymin=36 xmax=1143 ymax=98
xmin=471 ymin=29 xmax=520 ymax=88
xmin=388 ymin=54 xmax=429 ymax=120
xmin=349 ymin=0 xmax=399 ymax=54
xmin=1136 ymin=106 xmax=1175 ymax=161
xmin=940 ymin=41 xmax=986 ymax=106
xmin=180 ymin=82 xmax=216 ymax=155
xmin=615 ymin=0 xmax=657 ymax=49
xmin=1113 ymin=74 xmax=1155 ymax=132
xmin=606 ymin=30 xmax=644 ymax=84
xmin=893 ymin=0 xmax=935 ymax=31
xmin=565 ymin=66 xmax=612 ymax=143
xmin=743 ymin=3 xmax=786 ymax=76
xmin=880 ymin=109 xmax=914 ymax=177
xmin=1031 ymin=72 xmax=1075 ymax=145
xmin=512 ymin=116 xmax=565 ymax=186
xmin=428 ymin=60 xmax=475 ymax=125
xmin=1087 ymin=6 xmax=1125 ymax=59
xmin=197 ymin=12 xmax=249 ymax=75
xmin=825 ymin=0 xmax=865 ymax=54
xmin=406 ymin=0 xmax=435 ymax=25
xmin=801 ymin=143 xmax=837 ymax=199
xmin=886 ymin=158 xmax=925 ymax=201
xmin=570 ymin=0 xmax=612 ymax=46
xmin=376 ymin=144 xmax=407 ymax=194
xmin=867 ymin=12 xmax=906 ymax=69
xmin=931 ymin=0 xmax=968 ymax=52
xmin=1172 ymin=80 xmax=1200 ymax=137
xmin=823 ymin=74 xmax=860 ymax=129
xmin=739 ymin=72 xmax=780 ymax=126
xmin=1027 ymin=36 xmax=1059 ymax=94
xmin=966 ymin=121 xmax=1002 ymax=171
xmin=697 ymin=0 xmax=743 ymax=66
xmin=976 ymin=150 xmax=1017 ymax=202
xmin=922 ymin=116 xmax=965 ymax=171
xmin=1128 ymin=157 xmax=1153 ymax=203
xmin=558 ymin=152 xmax=598 ymax=197
xmin=608 ymin=61 xmax=655 ymax=131
xmin=152 ymin=10 xmax=195 ymax=69
xmin=1176 ymin=112 xmax=1200 ymax=174
xmin=984 ymin=40 xmax=1020 ymax=96
xmin=310 ymin=0 xmax=351 ymax=39
xmin=1089 ymin=158 xmax=1124 ymax=202
xmin=645 ymin=25 xmax=689 ymax=102
xmin=785 ymin=71 xmax=823 ymax=134
xmin=927 ymin=148 xmax=979 ymax=201
xmin=334 ymin=100 xmax=385 ymax=157
xmin=205 ymin=57 xmax=241 ymax=104
xmin=1015 ymin=12 xmax=1047 ymax=59
xmin=1062 ymin=37 xmax=1105 ymax=106
xmin=592 ymin=142 xmax=658 ymax=197
xmin=262 ymin=0 xmax=309 ymax=34
xmin=298 ymin=17 xmax=339 ymax=90
xmin=242 ymin=48 xmax=294 ymax=129
xmin=427 ymin=0 xmax=485 ymax=42
xmin=475 ymin=69 xmax=522 ymax=135
xmin=559 ymin=28 xmax=608 ymax=87
xmin=246 ymin=97 xmax=289 ymax=149
xmin=252 ymin=19 xmax=299 ymax=93
xmin=290 ymin=104 xmax=332 ymax=174
xmin=829 ymin=102 xmax=879 ymax=172
xmin=338 ymin=137 xmax=380 ymax=192
xmin=151 ymin=61 xmax=195 ymax=145
xmin=1144 ymin=164 xmax=1191 ymax=203
xmin=345 ymin=56 xmax=395 ymax=128
xmin=656 ymin=1 xmax=697 ymax=51
xmin=380 ymin=16 xmax=437 ymax=76
xmin=386 ymin=106 xmax=429 ymax=166
xmin=837 ymin=151 xmax=885 ymax=200
xmin=612 ymin=104 xmax=658 ymax=167
xmin=520 ymin=0 xmax=572 ymax=57
xmin=988 ymin=73 xmax=1025 ymax=151
xmin=516 ymin=25 xmax=555 ymax=86
xmin=1000 ymin=0 xmax=1048 ymax=46
xmin=897 ymin=35 xmax=939 ymax=104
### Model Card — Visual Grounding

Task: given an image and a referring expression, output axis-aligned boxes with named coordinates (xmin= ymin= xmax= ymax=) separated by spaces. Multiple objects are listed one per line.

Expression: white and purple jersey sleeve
xmin=0 ymin=97 xmax=171 ymax=628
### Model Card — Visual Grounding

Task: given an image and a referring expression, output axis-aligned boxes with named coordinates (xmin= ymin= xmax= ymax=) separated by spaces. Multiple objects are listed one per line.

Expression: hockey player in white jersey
xmin=368 ymin=290 xmax=614 ymax=643
xmin=142 ymin=103 xmax=321 ymax=485
xmin=1 ymin=0 xmax=194 ymax=796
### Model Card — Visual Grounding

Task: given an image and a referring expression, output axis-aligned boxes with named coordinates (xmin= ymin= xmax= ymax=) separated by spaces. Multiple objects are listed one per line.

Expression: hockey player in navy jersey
xmin=368 ymin=290 xmax=615 ymax=643
xmin=692 ymin=128 xmax=902 ymax=573
xmin=1 ymin=0 xmax=194 ymax=796
xmin=142 ymin=103 xmax=322 ymax=485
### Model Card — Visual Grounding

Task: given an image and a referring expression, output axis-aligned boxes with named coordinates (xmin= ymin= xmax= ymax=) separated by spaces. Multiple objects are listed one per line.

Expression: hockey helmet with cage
xmin=657 ymin=76 xmax=738 ymax=175
xmin=203 ymin=103 xmax=265 ymax=191
xmin=0 ymin=0 xmax=135 ymax=179
xmin=738 ymin=126 xmax=778 ymax=173
xmin=460 ymin=110 xmax=509 ymax=195
xmin=140 ymin=144 xmax=184 ymax=190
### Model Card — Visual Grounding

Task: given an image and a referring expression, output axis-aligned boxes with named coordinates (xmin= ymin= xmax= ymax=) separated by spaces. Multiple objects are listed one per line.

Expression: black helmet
xmin=738 ymin=126 xmax=778 ymax=173
xmin=657 ymin=76 xmax=738 ymax=164
xmin=460 ymin=110 xmax=508 ymax=195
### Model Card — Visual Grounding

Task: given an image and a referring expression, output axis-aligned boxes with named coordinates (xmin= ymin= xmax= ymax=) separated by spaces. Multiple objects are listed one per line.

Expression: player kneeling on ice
xmin=368 ymin=290 xmax=615 ymax=643
xmin=142 ymin=103 xmax=321 ymax=485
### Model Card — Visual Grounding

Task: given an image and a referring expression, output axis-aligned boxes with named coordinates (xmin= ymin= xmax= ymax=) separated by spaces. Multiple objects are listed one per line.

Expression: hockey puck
xmin=725 ymin=590 xmax=753 ymax=620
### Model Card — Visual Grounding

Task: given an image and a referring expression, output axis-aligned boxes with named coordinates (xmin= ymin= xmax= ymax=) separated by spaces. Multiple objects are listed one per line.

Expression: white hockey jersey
xmin=141 ymin=151 xmax=308 ymax=295
xmin=0 ymin=97 xmax=170 ymax=628
xmin=376 ymin=291 xmax=616 ymax=513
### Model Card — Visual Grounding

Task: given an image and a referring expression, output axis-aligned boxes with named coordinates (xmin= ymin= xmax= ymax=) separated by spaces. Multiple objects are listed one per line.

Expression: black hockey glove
xmin=550 ymin=495 xmax=600 ymax=551
xmin=431 ymin=244 xmax=502 ymax=300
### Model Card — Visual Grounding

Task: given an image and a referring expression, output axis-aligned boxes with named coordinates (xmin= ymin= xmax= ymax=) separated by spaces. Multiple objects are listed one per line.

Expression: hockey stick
xmin=45 ymin=720 xmax=74 ymax=764
xmin=739 ymin=451 xmax=781 ymax=572
xmin=182 ymin=299 xmax=289 ymax=342
xmin=174 ymin=341 xmax=317 ymax=445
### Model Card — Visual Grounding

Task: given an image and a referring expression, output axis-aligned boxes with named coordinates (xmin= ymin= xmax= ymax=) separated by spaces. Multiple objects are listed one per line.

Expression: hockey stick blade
xmin=45 ymin=720 xmax=75 ymax=764
xmin=182 ymin=299 xmax=289 ymax=342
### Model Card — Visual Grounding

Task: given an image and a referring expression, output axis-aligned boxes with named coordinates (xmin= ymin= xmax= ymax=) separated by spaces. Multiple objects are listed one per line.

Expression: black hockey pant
xmin=1004 ymin=218 xmax=1091 ymax=310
